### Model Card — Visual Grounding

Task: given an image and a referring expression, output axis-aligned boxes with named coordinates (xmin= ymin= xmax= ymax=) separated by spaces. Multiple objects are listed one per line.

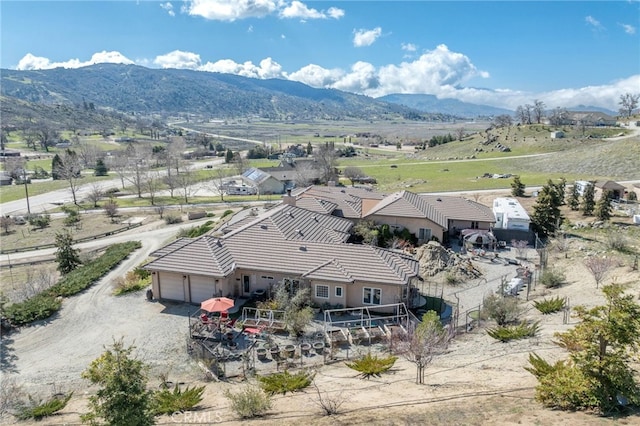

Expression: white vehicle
xmin=224 ymin=185 xmax=257 ymax=195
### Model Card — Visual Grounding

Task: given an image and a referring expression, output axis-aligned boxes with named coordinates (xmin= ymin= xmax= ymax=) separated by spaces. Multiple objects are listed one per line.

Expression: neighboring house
xmin=595 ymin=180 xmax=626 ymax=200
xmin=567 ymin=111 xmax=617 ymax=127
xmin=242 ymin=160 xmax=323 ymax=194
xmin=145 ymin=203 xmax=420 ymax=311
xmin=492 ymin=198 xmax=531 ymax=231
xmin=363 ymin=191 xmax=495 ymax=244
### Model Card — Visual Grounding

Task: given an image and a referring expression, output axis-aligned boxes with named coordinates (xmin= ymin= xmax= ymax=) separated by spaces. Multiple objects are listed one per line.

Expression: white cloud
xmin=619 ymin=23 xmax=636 ymax=34
xmin=288 ymin=64 xmax=344 ymax=87
xmin=160 ymin=2 xmax=175 ymax=17
xmin=154 ymin=50 xmax=201 ymax=69
xmin=16 ymin=51 xmax=133 ymax=70
xmin=182 ymin=0 xmax=278 ymax=22
xmin=182 ymin=0 xmax=342 ymax=21
xmin=199 ymin=57 xmax=285 ymax=79
xmin=401 ymin=43 xmax=417 ymax=52
xmin=353 ymin=27 xmax=382 ymax=47
xmin=585 ymin=15 xmax=604 ymax=31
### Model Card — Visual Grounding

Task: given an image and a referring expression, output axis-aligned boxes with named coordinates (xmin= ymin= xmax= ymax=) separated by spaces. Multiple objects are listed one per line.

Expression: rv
xmin=225 ymin=184 xmax=257 ymax=195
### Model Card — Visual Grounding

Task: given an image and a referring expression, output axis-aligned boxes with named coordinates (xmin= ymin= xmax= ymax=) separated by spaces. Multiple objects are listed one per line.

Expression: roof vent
xmin=436 ymin=198 xmax=442 ymax=202
xmin=299 ymin=245 xmax=307 ymax=251
xmin=260 ymin=224 xmax=267 ymax=229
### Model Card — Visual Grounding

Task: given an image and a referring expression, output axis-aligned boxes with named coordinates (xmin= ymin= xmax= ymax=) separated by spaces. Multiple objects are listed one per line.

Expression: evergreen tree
xmin=527 ymin=284 xmax=640 ymax=413
xmin=594 ymin=190 xmax=613 ymax=221
xmin=51 ymin=154 xmax=64 ymax=180
xmin=82 ymin=339 xmax=154 ymax=425
xmin=225 ymin=148 xmax=234 ymax=164
xmin=530 ymin=180 xmax=563 ymax=238
xmin=567 ymin=184 xmax=580 ymax=211
xmin=511 ymin=175 xmax=525 ymax=197
xmin=55 ymin=230 xmax=81 ymax=274
xmin=581 ymin=182 xmax=596 ymax=216
xmin=306 ymin=142 xmax=313 ymax=155
xmin=94 ymin=158 xmax=108 ymax=176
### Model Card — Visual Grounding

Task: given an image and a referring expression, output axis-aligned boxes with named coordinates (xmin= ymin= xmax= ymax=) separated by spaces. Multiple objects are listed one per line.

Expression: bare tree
xmin=515 ymin=105 xmax=533 ymax=125
xmin=343 ymin=166 xmax=365 ymax=186
xmin=315 ymin=142 xmax=338 ymax=184
xmin=311 ymin=383 xmax=347 ymax=416
xmin=393 ymin=311 xmax=453 ymax=384
xmin=58 ymin=150 xmax=83 ymax=204
xmin=206 ymin=166 xmax=234 ymax=202
xmin=35 ymin=124 xmax=59 ymax=152
xmin=618 ymin=93 xmax=640 ymax=118
xmin=548 ymin=107 xmax=569 ymax=126
xmin=110 ymin=150 xmax=129 ymax=189
xmin=455 ymin=126 xmax=465 ymax=141
xmin=293 ymin=161 xmax=320 ymax=188
xmin=533 ymin=100 xmax=546 ymax=124
xmin=177 ymin=163 xmax=196 ymax=204
xmin=511 ymin=239 xmax=529 ymax=260
xmin=145 ymin=170 xmax=162 ymax=205
xmin=493 ymin=114 xmax=513 ymax=128
xmin=584 ymin=256 xmax=615 ymax=288
xmin=86 ymin=182 xmax=105 ymax=208
xmin=0 ymin=216 xmax=14 ymax=235
xmin=154 ymin=205 xmax=166 ymax=219
xmin=103 ymin=199 xmax=119 ymax=223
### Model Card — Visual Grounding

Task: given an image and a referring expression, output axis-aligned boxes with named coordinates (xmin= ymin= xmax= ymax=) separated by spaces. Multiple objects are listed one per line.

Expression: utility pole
xmin=23 ymin=168 xmax=31 ymax=214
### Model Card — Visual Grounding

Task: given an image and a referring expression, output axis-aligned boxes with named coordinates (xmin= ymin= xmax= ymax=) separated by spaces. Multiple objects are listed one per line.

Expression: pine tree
xmin=530 ymin=181 xmax=563 ymax=238
xmin=567 ymin=184 xmax=580 ymax=211
xmin=51 ymin=154 xmax=64 ymax=180
xmin=55 ymin=230 xmax=81 ymax=274
xmin=511 ymin=175 xmax=525 ymax=197
xmin=581 ymin=182 xmax=596 ymax=216
xmin=225 ymin=148 xmax=234 ymax=164
xmin=94 ymin=158 xmax=108 ymax=176
xmin=594 ymin=190 xmax=612 ymax=221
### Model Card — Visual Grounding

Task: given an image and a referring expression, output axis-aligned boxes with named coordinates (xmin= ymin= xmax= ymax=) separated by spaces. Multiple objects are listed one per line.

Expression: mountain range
xmin=1 ymin=64 xmax=616 ymax=124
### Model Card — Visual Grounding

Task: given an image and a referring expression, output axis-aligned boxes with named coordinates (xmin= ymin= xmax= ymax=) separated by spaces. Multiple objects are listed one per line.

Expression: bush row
xmin=3 ymin=241 xmax=141 ymax=326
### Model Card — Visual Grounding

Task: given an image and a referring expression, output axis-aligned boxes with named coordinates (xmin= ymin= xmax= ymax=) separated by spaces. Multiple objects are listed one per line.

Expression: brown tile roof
xmin=146 ymin=204 xmax=418 ymax=285
xmin=365 ymin=191 xmax=495 ymax=228
xmin=293 ymin=185 xmax=385 ymax=219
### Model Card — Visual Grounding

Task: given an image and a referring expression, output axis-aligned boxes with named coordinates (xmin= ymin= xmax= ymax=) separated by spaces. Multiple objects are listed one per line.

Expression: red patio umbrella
xmin=200 ymin=297 xmax=234 ymax=313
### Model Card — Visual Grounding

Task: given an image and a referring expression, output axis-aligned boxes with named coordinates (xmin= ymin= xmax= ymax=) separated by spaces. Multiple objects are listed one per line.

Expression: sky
xmin=1 ymin=0 xmax=639 ymax=111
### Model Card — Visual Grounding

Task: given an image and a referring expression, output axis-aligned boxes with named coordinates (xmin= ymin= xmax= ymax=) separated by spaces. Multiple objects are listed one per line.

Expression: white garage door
xmin=159 ymin=272 xmax=185 ymax=301
xmin=190 ymin=276 xmax=215 ymax=304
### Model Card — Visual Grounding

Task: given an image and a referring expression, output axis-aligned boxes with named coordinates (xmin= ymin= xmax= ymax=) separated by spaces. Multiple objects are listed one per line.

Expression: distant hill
xmin=0 ymin=64 xmax=457 ymax=122
xmin=377 ymin=93 xmax=513 ymax=118
xmin=566 ymin=105 xmax=617 ymax=116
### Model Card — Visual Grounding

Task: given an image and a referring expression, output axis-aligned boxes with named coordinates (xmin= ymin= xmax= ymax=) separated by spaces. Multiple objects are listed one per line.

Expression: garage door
xmin=190 ymin=276 xmax=215 ymax=304
xmin=159 ymin=272 xmax=185 ymax=301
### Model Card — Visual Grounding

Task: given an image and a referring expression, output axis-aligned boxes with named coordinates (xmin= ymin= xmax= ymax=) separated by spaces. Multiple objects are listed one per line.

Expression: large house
xmin=145 ymin=203 xmax=420 ymax=311
xmin=293 ymin=186 xmax=495 ymax=244
xmin=242 ymin=159 xmax=323 ymax=195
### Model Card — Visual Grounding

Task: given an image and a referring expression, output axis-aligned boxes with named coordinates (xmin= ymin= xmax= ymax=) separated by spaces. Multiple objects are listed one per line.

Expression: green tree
xmin=511 ymin=175 xmax=525 ymax=197
xmin=94 ymin=158 xmax=108 ymax=176
xmin=530 ymin=181 xmax=563 ymax=238
xmin=306 ymin=142 xmax=313 ymax=155
xmin=567 ymin=184 xmax=580 ymax=211
xmin=594 ymin=190 xmax=613 ymax=221
xmin=526 ymin=284 xmax=640 ymax=413
xmin=82 ymin=339 xmax=154 ymax=426
xmin=581 ymin=182 xmax=596 ymax=216
xmin=55 ymin=230 xmax=81 ymax=274
xmin=225 ymin=148 xmax=234 ymax=164
xmin=51 ymin=154 xmax=63 ymax=180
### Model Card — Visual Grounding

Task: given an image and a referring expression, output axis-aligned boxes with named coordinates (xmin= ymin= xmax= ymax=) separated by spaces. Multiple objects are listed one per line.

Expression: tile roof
xmin=293 ymin=185 xmax=384 ymax=219
xmin=146 ymin=203 xmax=418 ymax=285
xmin=365 ymin=190 xmax=494 ymax=228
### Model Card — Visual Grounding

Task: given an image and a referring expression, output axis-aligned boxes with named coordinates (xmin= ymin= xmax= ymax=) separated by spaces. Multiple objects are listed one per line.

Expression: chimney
xmin=282 ymin=188 xmax=296 ymax=206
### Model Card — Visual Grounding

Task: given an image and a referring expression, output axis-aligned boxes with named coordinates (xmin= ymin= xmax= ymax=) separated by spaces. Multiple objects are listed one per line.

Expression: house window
xmin=315 ymin=285 xmax=329 ymax=299
xmin=471 ymin=221 xmax=479 ymax=229
xmin=418 ymin=228 xmax=431 ymax=241
xmin=363 ymin=287 xmax=381 ymax=305
xmin=335 ymin=286 xmax=343 ymax=298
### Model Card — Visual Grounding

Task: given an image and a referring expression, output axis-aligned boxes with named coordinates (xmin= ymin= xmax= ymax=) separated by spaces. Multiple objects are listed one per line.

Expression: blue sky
xmin=1 ymin=1 xmax=639 ymax=111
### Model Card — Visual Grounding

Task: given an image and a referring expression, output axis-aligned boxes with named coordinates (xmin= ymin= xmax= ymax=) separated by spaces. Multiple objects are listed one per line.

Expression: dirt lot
xmin=1 ymin=195 xmax=639 ymax=425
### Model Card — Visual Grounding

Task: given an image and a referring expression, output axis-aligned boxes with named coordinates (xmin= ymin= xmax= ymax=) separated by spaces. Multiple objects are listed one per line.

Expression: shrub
xmin=487 ymin=321 xmax=540 ymax=342
xmin=345 ymin=353 xmax=397 ymax=379
xmin=444 ymin=271 xmax=460 ymax=285
xmin=533 ymin=297 xmax=566 ymax=314
xmin=539 ymin=268 xmax=566 ymax=288
xmin=482 ymin=293 xmax=522 ymax=326
xmin=153 ymin=384 xmax=205 ymax=415
xmin=221 ymin=209 xmax=234 ymax=219
xmin=176 ymin=221 xmax=215 ymax=238
xmin=27 ymin=213 xmax=51 ymax=230
xmin=17 ymin=392 xmax=73 ymax=420
xmin=164 ymin=215 xmax=183 ymax=224
xmin=113 ymin=270 xmax=152 ymax=296
xmin=224 ymin=386 xmax=272 ymax=419
xmin=3 ymin=293 xmax=62 ymax=327
xmin=604 ymin=232 xmax=630 ymax=253
xmin=258 ymin=370 xmax=314 ymax=395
